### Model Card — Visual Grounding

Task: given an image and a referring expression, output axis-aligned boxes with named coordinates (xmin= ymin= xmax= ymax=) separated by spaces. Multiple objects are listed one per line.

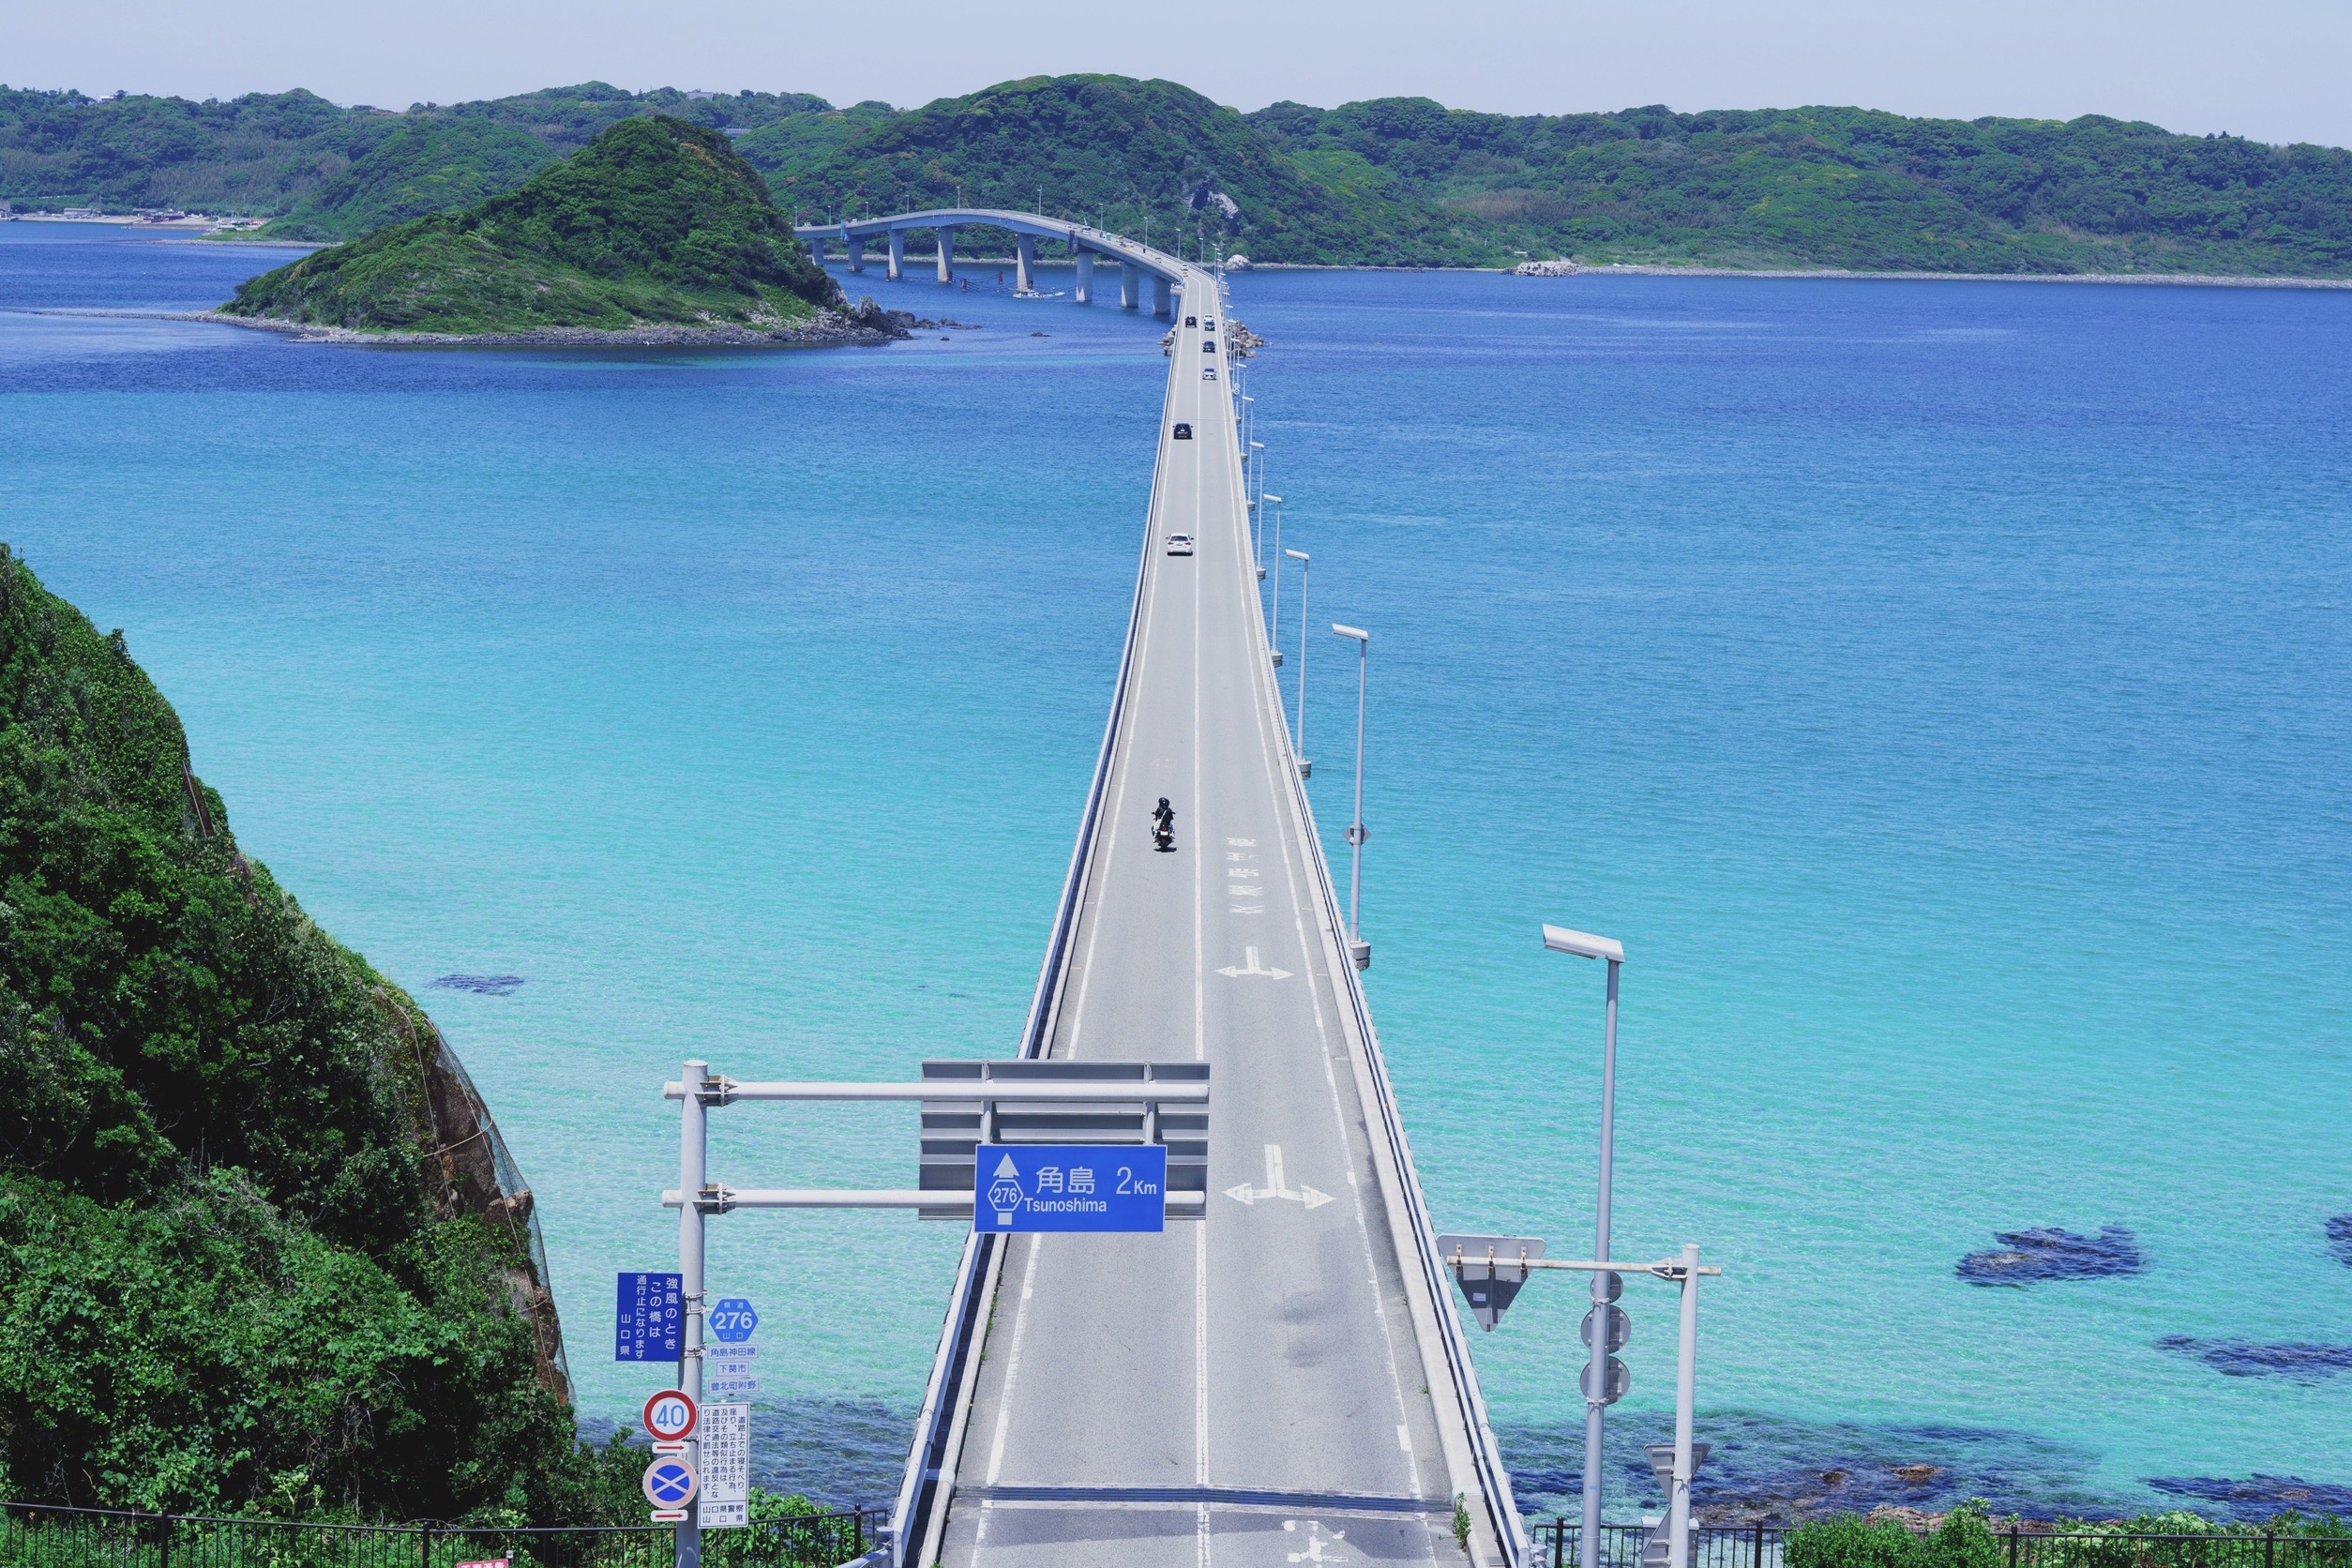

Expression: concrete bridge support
xmin=1120 ymin=261 xmax=1140 ymax=309
xmin=845 ymin=230 xmax=865 ymax=274
xmin=1075 ymin=250 xmax=1094 ymax=304
xmin=809 ymin=234 xmax=827 ymax=265
xmin=1015 ymin=234 xmax=1036 ymax=293
xmin=1153 ymin=274 xmax=1172 ymax=318
xmin=887 ymin=229 xmax=905 ymax=281
xmin=936 ymin=226 xmax=957 ymax=283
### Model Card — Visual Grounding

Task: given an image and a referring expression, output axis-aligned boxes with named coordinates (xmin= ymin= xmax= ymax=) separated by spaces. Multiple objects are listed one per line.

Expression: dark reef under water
xmin=1957 ymin=1227 xmax=2145 ymax=1286
xmin=2148 ymin=1476 xmax=2352 ymax=1518
xmin=433 ymin=972 xmax=525 ymax=995
xmin=2156 ymin=1337 xmax=2352 ymax=1380
xmin=2327 ymin=1215 xmax=2352 ymax=1268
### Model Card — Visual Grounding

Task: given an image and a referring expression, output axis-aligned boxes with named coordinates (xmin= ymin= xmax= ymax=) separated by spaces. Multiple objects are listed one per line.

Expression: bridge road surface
xmin=934 ymin=272 xmax=1482 ymax=1565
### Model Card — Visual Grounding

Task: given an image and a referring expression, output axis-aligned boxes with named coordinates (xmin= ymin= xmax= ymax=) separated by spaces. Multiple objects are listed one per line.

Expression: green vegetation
xmin=0 ymin=546 xmax=620 ymax=1519
xmin=8 ymin=74 xmax=2352 ymax=274
xmin=223 ymin=117 xmax=837 ymax=337
xmin=1787 ymin=1507 xmax=2352 ymax=1568
xmin=0 ymin=83 xmax=823 ymax=228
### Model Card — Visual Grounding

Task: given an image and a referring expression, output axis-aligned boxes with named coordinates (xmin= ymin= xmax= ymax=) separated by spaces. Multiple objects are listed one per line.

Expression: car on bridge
xmin=1203 ymin=367 xmax=1217 ymax=381
xmin=1172 ymin=422 xmax=1193 ymax=440
xmin=1165 ymin=534 xmax=1195 ymax=555
xmin=1204 ymin=339 xmax=1216 ymax=354
xmin=1185 ymin=315 xmax=1198 ymax=327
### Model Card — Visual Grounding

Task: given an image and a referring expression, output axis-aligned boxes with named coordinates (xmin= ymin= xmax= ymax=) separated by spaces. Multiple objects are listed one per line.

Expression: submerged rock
xmin=2328 ymin=1214 xmax=2352 ymax=1266
xmin=1957 ymin=1226 xmax=2144 ymax=1285
xmin=2148 ymin=1476 xmax=2352 ymax=1520
xmin=433 ymin=972 xmax=524 ymax=996
xmin=2157 ymin=1336 xmax=2352 ymax=1380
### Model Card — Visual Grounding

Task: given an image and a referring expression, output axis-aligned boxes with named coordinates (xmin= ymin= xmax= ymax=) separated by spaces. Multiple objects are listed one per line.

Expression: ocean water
xmin=4 ymin=224 xmax=2348 ymax=1525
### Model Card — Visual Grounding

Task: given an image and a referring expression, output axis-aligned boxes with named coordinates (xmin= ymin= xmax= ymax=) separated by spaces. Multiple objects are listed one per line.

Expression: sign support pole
xmin=1667 ymin=1243 xmax=1701 ymax=1568
xmin=677 ymin=1059 xmax=708 ymax=1568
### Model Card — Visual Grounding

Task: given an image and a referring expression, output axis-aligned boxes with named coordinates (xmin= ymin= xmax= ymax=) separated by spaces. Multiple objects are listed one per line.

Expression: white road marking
xmin=1397 ymin=1424 xmax=1412 ymax=1452
xmin=1224 ymin=1144 xmax=1334 ymax=1209
xmin=1227 ymin=837 xmax=1256 ymax=847
xmin=1215 ymin=946 xmax=1291 ymax=980
xmin=1284 ymin=1520 xmax=1350 ymax=1563
xmin=984 ymin=1238 xmax=1044 ymax=1485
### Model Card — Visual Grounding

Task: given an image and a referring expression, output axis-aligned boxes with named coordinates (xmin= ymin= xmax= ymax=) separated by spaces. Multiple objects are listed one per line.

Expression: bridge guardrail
xmin=887 ymin=274 xmax=1190 ymax=1567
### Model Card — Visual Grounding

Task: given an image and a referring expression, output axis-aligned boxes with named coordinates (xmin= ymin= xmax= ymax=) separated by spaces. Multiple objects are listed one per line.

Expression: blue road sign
xmin=641 ymin=1457 xmax=699 ymax=1509
xmin=977 ymin=1143 xmax=1168 ymax=1233
xmin=709 ymin=1298 xmax=759 ymax=1343
xmin=614 ymin=1273 xmax=684 ymax=1362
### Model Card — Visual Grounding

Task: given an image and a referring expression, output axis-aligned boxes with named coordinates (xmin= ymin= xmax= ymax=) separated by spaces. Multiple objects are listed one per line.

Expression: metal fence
xmin=0 ymin=1505 xmax=878 ymax=1568
xmin=1524 ymin=1523 xmax=2352 ymax=1568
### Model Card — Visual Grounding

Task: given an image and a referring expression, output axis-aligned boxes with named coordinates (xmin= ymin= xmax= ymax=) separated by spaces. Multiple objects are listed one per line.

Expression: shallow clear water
xmin=4 ymin=225 xmax=2347 ymax=1523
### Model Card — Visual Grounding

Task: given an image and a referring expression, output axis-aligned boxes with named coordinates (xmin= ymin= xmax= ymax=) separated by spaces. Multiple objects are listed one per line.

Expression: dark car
xmin=1185 ymin=315 xmax=1198 ymax=327
xmin=1173 ymin=422 xmax=1193 ymax=440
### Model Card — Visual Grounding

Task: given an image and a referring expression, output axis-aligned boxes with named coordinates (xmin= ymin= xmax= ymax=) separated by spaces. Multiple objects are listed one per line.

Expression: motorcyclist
xmin=1153 ymin=797 xmax=1176 ymax=850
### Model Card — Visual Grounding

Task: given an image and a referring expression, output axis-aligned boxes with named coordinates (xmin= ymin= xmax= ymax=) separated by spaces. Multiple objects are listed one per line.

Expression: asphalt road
xmin=936 ymin=273 xmax=1472 ymax=1566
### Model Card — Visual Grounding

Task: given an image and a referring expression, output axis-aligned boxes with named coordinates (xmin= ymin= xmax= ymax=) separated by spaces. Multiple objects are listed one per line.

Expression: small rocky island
xmin=218 ymin=115 xmax=908 ymax=346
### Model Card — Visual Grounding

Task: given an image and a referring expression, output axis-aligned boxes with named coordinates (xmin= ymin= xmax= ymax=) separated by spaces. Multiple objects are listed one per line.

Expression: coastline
xmin=56 ymin=306 xmax=912 ymax=349
xmin=1238 ymin=260 xmax=2352 ymax=290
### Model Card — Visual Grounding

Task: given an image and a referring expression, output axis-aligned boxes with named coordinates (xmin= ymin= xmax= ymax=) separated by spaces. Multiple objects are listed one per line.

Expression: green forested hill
xmin=8 ymin=73 xmax=2352 ymax=275
xmin=0 ymin=547 xmax=619 ymax=1519
xmin=225 ymin=116 xmax=838 ymax=336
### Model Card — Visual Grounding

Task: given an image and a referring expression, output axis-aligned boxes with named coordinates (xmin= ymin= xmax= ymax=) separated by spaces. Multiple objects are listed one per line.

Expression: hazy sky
xmin=13 ymin=0 xmax=2351 ymax=147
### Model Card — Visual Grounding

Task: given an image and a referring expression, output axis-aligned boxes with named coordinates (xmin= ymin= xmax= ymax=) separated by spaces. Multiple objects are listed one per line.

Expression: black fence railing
xmin=0 ymin=1504 xmax=877 ymax=1568
xmin=1523 ymin=1522 xmax=2352 ymax=1568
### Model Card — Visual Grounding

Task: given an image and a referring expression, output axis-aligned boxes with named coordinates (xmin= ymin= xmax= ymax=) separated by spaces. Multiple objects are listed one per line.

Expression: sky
xmin=10 ymin=0 xmax=2352 ymax=148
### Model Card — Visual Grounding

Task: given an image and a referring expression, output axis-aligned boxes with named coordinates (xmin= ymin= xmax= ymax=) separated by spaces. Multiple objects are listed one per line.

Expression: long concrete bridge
xmin=796 ymin=223 xmax=1530 ymax=1566
xmin=792 ymin=208 xmax=1184 ymax=313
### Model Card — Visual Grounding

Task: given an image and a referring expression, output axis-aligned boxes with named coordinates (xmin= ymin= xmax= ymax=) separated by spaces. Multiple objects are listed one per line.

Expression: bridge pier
xmin=936 ymin=225 xmax=957 ymax=283
xmin=1153 ymin=274 xmax=1172 ymax=318
xmin=1015 ymin=234 xmax=1035 ymax=293
xmin=809 ymin=233 xmax=826 ymax=266
xmin=1075 ymin=250 xmax=1094 ymax=305
xmin=1120 ymin=261 xmax=1140 ymax=309
xmin=843 ymin=225 xmax=864 ymax=274
xmin=887 ymin=229 xmax=904 ymax=281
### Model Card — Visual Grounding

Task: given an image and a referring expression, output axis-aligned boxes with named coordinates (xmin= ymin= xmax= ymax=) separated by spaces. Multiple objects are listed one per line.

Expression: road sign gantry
xmin=653 ymin=1057 xmax=1212 ymax=1568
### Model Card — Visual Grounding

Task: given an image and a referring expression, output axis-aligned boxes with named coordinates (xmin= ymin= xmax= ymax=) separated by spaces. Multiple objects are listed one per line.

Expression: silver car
xmin=1165 ymin=534 xmax=1196 ymax=556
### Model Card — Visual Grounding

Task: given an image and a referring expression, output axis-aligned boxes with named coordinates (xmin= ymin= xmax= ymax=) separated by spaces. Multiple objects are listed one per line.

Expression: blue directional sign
xmin=708 ymin=1298 xmax=759 ymax=1343
xmin=977 ymin=1143 xmax=1168 ymax=1233
xmin=614 ymin=1272 xmax=684 ymax=1363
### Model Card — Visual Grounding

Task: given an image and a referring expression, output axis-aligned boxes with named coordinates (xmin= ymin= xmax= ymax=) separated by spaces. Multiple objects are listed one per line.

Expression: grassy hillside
xmin=0 ymin=546 xmax=621 ymax=1519
xmin=0 ymin=82 xmax=822 ymax=225
xmin=745 ymin=74 xmax=1464 ymax=265
xmin=224 ymin=116 xmax=838 ymax=335
xmin=10 ymin=74 xmax=2352 ymax=275
xmin=261 ymin=118 xmax=561 ymax=241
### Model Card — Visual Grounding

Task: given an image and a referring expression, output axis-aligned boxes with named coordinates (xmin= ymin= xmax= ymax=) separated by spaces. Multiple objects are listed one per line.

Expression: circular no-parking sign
xmin=642 ymin=1456 xmax=699 ymax=1509
xmin=642 ymin=1389 xmax=698 ymax=1442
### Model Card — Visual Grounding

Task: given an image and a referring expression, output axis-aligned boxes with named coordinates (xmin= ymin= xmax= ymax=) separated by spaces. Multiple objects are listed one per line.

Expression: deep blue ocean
xmin=4 ymin=224 xmax=2348 ymax=1526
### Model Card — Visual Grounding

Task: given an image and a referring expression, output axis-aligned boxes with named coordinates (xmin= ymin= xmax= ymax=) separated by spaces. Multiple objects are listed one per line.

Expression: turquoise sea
xmin=4 ymin=224 xmax=2348 ymax=1525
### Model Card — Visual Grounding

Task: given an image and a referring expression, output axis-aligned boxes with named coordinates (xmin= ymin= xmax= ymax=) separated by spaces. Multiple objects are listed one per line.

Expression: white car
xmin=1166 ymin=534 xmax=1196 ymax=555
xmin=1202 ymin=366 xmax=1217 ymax=381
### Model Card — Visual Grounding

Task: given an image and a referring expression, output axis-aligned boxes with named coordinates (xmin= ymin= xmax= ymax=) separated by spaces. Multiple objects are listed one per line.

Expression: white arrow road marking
xmin=1216 ymin=945 xmax=1291 ymax=979
xmin=1225 ymin=1144 xmax=1335 ymax=1209
xmin=1283 ymin=1520 xmax=1349 ymax=1563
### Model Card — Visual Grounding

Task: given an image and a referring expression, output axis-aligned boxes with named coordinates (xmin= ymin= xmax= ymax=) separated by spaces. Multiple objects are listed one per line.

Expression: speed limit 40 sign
xmin=642 ymin=1389 xmax=698 ymax=1443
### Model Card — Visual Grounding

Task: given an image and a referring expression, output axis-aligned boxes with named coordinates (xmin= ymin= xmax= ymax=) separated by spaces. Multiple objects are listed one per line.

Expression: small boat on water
xmin=1013 ymin=288 xmax=1066 ymax=299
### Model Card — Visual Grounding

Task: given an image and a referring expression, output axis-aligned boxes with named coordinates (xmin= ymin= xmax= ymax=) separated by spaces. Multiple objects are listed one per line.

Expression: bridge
xmin=791 ymin=208 xmax=1184 ymax=313
xmin=779 ymin=221 xmax=1530 ymax=1565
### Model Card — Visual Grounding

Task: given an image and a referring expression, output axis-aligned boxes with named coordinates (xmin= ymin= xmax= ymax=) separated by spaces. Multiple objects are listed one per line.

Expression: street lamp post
xmin=1249 ymin=441 xmax=1266 ymax=579
xmin=1333 ymin=625 xmax=1371 ymax=970
xmin=1543 ymin=925 xmax=1626 ymax=1568
xmin=1286 ymin=549 xmax=1310 ymax=777
xmin=1263 ymin=495 xmax=1286 ymax=665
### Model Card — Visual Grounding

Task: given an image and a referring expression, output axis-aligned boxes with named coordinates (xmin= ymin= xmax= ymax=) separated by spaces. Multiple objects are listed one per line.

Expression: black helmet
xmin=1157 ymin=797 xmax=1170 ymax=810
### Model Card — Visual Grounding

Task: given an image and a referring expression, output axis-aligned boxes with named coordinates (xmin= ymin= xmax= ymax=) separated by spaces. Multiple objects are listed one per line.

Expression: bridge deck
xmin=915 ymin=271 xmax=1517 ymax=1566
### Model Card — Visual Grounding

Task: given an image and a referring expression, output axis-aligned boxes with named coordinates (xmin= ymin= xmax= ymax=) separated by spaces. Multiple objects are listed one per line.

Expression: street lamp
xmin=1544 ymin=923 xmax=1626 ymax=1568
xmin=1249 ymin=441 xmax=1267 ymax=578
xmin=1263 ymin=496 xmax=1286 ymax=665
xmin=1333 ymin=624 xmax=1371 ymax=971
xmin=1286 ymin=549 xmax=1310 ymax=777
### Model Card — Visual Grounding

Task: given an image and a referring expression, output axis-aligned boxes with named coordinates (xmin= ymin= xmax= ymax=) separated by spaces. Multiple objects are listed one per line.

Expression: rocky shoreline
xmin=76 ymin=294 xmax=926 ymax=348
